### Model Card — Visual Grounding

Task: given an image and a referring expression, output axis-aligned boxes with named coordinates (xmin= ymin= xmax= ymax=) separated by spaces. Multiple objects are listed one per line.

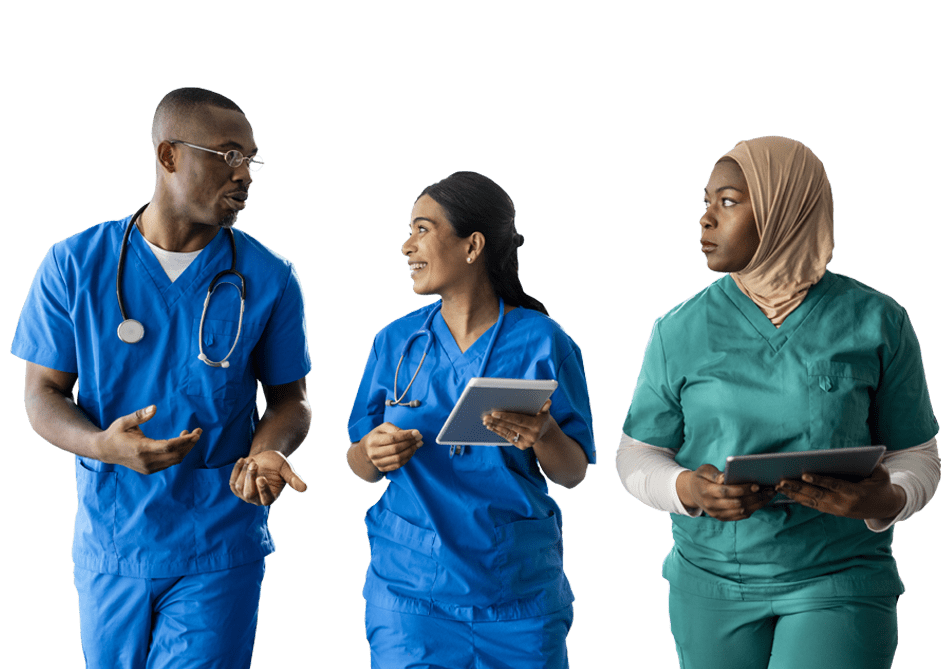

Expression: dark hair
xmin=155 ymin=88 xmax=245 ymax=117
xmin=419 ymin=171 xmax=547 ymax=315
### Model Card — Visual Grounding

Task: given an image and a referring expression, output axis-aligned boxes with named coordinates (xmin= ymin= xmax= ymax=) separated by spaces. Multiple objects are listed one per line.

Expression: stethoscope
xmin=388 ymin=297 xmax=506 ymax=458
xmin=387 ymin=296 xmax=505 ymax=409
xmin=116 ymin=203 xmax=246 ymax=368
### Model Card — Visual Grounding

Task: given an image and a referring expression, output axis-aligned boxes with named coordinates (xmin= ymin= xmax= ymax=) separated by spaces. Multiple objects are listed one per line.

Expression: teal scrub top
xmin=623 ymin=272 xmax=938 ymax=600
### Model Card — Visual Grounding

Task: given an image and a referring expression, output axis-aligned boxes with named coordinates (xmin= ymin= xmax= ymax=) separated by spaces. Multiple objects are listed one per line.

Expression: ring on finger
xmin=512 ymin=432 xmax=521 ymax=444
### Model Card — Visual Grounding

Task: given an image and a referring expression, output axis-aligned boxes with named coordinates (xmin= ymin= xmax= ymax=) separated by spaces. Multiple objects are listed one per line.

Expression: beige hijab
xmin=724 ymin=136 xmax=834 ymax=326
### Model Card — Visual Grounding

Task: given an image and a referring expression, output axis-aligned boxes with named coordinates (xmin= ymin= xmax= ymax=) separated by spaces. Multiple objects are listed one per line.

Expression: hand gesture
xmin=360 ymin=423 xmax=423 ymax=473
xmin=230 ymin=450 xmax=307 ymax=506
xmin=481 ymin=399 xmax=554 ymax=451
xmin=98 ymin=405 xmax=201 ymax=475
xmin=776 ymin=464 xmax=906 ymax=520
xmin=678 ymin=464 xmax=775 ymax=521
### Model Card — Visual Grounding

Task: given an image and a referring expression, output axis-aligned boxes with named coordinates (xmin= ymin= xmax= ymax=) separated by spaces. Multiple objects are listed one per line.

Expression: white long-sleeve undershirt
xmin=615 ymin=434 xmax=940 ymax=532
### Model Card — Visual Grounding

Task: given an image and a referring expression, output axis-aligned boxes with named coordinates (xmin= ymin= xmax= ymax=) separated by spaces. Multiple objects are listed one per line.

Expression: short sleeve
xmin=11 ymin=245 xmax=78 ymax=373
xmin=551 ymin=347 xmax=596 ymax=464
xmin=869 ymin=310 xmax=939 ymax=450
xmin=622 ymin=321 xmax=684 ymax=450
xmin=251 ymin=264 xmax=311 ymax=386
xmin=348 ymin=339 xmax=387 ymax=443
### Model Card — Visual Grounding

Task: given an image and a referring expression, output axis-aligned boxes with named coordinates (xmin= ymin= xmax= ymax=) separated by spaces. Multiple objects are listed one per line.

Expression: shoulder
xmin=653 ymin=277 xmax=729 ymax=333
xmin=48 ymin=218 xmax=126 ymax=265
xmin=233 ymin=230 xmax=296 ymax=280
xmin=820 ymin=272 xmax=909 ymax=327
xmin=504 ymin=308 xmax=584 ymax=360
xmin=371 ymin=302 xmax=440 ymax=349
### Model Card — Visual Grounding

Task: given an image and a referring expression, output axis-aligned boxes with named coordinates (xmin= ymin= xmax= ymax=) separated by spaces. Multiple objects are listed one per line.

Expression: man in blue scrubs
xmin=12 ymin=88 xmax=311 ymax=668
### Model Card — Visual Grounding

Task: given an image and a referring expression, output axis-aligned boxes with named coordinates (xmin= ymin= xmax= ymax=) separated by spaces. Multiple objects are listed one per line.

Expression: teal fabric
xmin=623 ymin=272 xmax=938 ymax=598
xmin=669 ymin=586 xmax=898 ymax=669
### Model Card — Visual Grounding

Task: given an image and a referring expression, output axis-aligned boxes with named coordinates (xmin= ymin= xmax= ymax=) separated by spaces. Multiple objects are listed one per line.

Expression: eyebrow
xmin=703 ymin=185 xmax=744 ymax=195
xmin=412 ymin=217 xmax=439 ymax=225
xmin=216 ymin=140 xmax=258 ymax=155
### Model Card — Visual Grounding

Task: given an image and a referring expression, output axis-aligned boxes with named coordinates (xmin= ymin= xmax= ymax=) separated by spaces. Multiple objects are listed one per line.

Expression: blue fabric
xmin=349 ymin=303 xmax=595 ymax=621
xmin=366 ymin=602 xmax=572 ymax=669
xmin=13 ymin=215 xmax=311 ymax=577
xmin=75 ymin=560 xmax=265 ymax=668
xmin=623 ymin=272 xmax=938 ymax=599
xmin=669 ymin=587 xmax=898 ymax=669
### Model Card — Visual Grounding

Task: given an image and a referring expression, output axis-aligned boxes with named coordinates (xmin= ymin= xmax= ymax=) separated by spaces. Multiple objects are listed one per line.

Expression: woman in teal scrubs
xmin=348 ymin=172 xmax=595 ymax=668
xmin=617 ymin=136 xmax=940 ymax=669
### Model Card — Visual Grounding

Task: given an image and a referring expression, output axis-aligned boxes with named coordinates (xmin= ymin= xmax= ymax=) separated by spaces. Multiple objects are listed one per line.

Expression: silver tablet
xmin=723 ymin=445 xmax=887 ymax=486
xmin=436 ymin=377 xmax=558 ymax=446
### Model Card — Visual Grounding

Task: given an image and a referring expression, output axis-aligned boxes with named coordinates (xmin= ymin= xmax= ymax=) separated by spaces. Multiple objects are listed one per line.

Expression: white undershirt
xmin=143 ymin=238 xmax=201 ymax=282
xmin=615 ymin=434 xmax=940 ymax=532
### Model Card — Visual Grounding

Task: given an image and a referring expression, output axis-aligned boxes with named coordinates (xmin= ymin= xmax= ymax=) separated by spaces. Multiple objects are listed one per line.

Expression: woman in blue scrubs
xmin=617 ymin=136 xmax=940 ymax=669
xmin=348 ymin=171 xmax=595 ymax=668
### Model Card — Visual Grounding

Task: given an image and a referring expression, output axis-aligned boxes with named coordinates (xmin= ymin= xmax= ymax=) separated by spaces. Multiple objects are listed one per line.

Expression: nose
xmin=402 ymin=235 xmax=414 ymax=256
xmin=233 ymin=160 xmax=253 ymax=186
xmin=700 ymin=208 xmax=715 ymax=229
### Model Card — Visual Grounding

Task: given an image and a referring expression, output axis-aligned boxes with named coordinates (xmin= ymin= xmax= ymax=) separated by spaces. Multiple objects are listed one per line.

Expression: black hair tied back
xmin=419 ymin=172 xmax=547 ymax=315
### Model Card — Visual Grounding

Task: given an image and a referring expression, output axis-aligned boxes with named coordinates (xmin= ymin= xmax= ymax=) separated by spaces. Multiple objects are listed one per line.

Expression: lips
xmin=224 ymin=191 xmax=248 ymax=210
xmin=409 ymin=261 xmax=427 ymax=277
xmin=701 ymin=240 xmax=717 ymax=253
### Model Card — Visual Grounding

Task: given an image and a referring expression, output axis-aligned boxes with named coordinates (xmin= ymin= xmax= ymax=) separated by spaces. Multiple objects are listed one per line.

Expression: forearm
xmin=25 ymin=380 xmax=105 ymax=461
xmin=534 ymin=422 xmax=588 ymax=489
xmin=347 ymin=440 xmax=385 ymax=483
xmin=866 ymin=438 xmax=940 ymax=531
xmin=248 ymin=397 xmax=311 ymax=458
xmin=616 ymin=432 xmax=699 ymax=516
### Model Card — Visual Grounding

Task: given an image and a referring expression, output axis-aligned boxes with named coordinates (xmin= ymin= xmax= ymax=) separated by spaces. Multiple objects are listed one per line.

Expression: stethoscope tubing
xmin=116 ymin=203 xmax=246 ymax=368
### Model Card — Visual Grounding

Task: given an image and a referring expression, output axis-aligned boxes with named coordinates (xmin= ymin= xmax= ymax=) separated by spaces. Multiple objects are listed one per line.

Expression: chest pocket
xmin=186 ymin=317 xmax=261 ymax=401
xmin=806 ymin=361 xmax=878 ymax=448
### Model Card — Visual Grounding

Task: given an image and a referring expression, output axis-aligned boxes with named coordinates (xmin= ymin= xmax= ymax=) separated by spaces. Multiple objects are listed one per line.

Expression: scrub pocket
xmin=186 ymin=317 xmax=261 ymax=401
xmin=74 ymin=459 xmax=118 ymax=560
xmin=493 ymin=512 xmax=564 ymax=599
xmin=193 ymin=463 xmax=269 ymax=557
xmin=367 ymin=508 xmax=439 ymax=595
xmin=807 ymin=362 xmax=878 ymax=448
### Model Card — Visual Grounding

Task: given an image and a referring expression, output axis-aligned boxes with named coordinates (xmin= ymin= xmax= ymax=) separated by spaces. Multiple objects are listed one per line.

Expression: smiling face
xmin=163 ymin=105 xmax=256 ymax=228
xmin=402 ymin=194 xmax=473 ymax=296
xmin=700 ymin=158 xmax=760 ymax=273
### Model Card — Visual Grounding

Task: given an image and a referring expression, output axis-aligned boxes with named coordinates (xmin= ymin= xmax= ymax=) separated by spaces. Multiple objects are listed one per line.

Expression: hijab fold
xmin=724 ymin=137 xmax=834 ymax=326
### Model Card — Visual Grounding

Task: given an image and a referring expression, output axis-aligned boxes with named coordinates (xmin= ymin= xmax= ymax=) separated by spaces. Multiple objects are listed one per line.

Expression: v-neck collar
xmin=126 ymin=223 xmax=229 ymax=310
xmin=432 ymin=305 xmax=501 ymax=373
xmin=720 ymin=272 xmax=835 ymax=353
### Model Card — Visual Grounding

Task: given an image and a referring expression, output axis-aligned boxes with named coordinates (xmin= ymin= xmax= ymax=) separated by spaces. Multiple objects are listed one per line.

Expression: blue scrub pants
xmin=669 ymin=586 xmax=898 ymax=669
xmin=74 ymin=559 xmax=265 ymax=669
xmin=366 ymin=603 xmax=573 ymax=669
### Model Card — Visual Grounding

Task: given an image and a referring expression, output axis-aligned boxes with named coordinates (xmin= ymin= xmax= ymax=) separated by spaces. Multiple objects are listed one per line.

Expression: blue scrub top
xmin=623 ymin=272 xmax=938 ymax=600
xmin=349 ymin=302 xmax=595 ymax=621
xmin=12 ymin=214 xmax=311 ymax=578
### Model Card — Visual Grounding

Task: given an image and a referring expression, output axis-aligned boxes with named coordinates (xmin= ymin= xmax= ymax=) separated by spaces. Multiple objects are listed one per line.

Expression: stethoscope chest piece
xmin=117 ymin=318 xmax=145 ymax=344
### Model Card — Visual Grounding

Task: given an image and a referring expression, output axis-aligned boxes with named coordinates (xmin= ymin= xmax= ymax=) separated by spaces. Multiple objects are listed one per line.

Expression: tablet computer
xmin=723 ymin=445 xmax=886 ymax=487
xmin=436 ymin=378 xmax=558 ymax=446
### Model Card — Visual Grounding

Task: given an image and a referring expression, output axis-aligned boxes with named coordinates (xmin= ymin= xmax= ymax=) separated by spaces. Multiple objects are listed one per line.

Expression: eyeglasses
xmin=169 ymin=140 xmax=264 ymax=172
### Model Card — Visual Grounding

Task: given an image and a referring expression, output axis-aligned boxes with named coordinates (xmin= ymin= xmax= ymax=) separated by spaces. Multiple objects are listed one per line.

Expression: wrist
xmin=676 ymin=470 xmax=698 ymax=510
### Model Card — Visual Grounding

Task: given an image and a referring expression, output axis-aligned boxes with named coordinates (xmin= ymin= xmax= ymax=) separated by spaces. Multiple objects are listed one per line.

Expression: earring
xmin=466 ymin=257 xmax=473 ymax=264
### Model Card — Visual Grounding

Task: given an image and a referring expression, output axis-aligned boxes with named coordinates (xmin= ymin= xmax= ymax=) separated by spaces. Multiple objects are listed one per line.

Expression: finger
xmin=486 ymin=411 xmax=539 ymax=431
xmin=230 ymin=458 xmax=246 ymax=492
xmin=281 ymin=459 xmax=308 ymax=493
xmin=256 ymin=476 xmax=276 ymax=506
xmin=116 ymin=405 xmax=157 ymax=431
xmin=242 ymin=462 xmax=260 ymax=501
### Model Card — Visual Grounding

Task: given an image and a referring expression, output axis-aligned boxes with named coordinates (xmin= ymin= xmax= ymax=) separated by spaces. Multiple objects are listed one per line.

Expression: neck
xmin=439 ymin=281 xmax=500 ymax=353
xmin=138 ymin=198 xmax=221 ymax=253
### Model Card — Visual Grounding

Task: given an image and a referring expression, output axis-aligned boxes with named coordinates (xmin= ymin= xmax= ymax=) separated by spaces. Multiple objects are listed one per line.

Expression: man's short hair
xmin=152 ymin=88 xmax=243 ymax=145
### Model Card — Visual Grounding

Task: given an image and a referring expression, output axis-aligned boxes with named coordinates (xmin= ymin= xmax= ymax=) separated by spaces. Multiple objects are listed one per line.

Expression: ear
xmin=467 ymin=232 xmax=486 ymax=260
xmin=156 ymin=141 xmax=177 ymax=174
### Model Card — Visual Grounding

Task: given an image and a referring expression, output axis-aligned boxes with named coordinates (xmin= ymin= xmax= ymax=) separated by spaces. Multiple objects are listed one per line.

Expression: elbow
xmin=557 ymin=465 xmax=587 ymax=490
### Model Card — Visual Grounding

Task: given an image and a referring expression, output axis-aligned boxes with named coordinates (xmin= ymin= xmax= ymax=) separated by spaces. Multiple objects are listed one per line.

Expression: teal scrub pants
xmin=74 ymin=560 xmax=265 ymax=669
xmin=669 ymin=586 xmax=898 ymax=669
xmin=366 ymin=603 xmax=573 ymax=669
